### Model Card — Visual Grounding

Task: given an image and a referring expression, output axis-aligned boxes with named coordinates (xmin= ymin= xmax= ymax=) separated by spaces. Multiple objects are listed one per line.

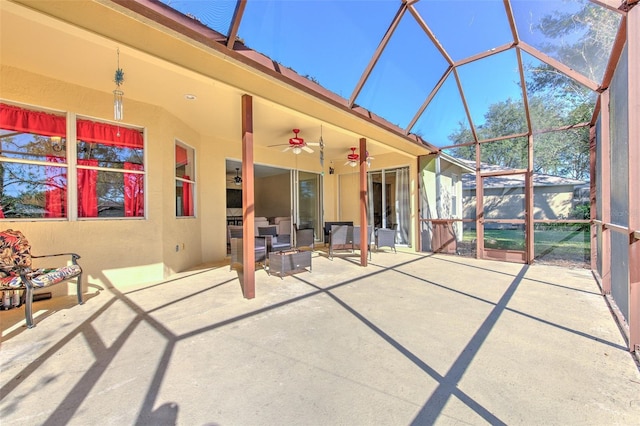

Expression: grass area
xmin=462 ymin=227 xmax=589 ymax=256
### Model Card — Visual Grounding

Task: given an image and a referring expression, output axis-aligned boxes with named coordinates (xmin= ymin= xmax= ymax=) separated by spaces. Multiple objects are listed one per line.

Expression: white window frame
xmin=175 ymin=139 xmax=196 ymax=218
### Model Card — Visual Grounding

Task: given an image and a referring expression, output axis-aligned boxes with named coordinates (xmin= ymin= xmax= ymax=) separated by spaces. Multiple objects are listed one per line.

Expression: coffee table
xmin=268 ymin=250 xmax=312 ymax=279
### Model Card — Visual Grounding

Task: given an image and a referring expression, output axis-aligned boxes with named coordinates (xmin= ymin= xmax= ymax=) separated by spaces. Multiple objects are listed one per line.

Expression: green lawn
xmin=463 ymin=227 xmax=590 ymax=257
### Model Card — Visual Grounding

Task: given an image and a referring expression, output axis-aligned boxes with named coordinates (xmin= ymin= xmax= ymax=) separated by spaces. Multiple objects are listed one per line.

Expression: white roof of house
xmin=458 ymin=159 xmax=586 ymax=189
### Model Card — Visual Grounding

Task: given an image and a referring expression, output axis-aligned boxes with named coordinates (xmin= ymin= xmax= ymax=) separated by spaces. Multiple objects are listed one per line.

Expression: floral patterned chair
xmin=0 ymin=229 xmax=83 ymax=328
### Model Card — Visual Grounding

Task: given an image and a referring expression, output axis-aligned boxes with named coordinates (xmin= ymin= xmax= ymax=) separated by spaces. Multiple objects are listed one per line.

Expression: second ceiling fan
xmin=269 ymin=129 xmax=320 ymax=154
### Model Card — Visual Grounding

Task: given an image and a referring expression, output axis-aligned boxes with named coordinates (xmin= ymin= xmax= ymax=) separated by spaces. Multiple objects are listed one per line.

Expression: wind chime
xmin=113 ymin=48 xmax=124 ymax=126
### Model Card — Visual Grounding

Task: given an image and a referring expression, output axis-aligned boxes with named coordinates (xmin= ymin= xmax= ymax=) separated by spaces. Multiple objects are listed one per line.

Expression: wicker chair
xmin=0 ymin=229 xmax=83 ymax=328
xmin=329 ymin=224 xmax=354 ymax=259
xmin=294 ymin=227 xmax=315 ymax=251
xmin=257 ymin=226 xmax=291 ymax=252
xmin=229 ymin=237 xmax=267 ymax=272
xmin=375 ymin=228 xmax=397 ymax=253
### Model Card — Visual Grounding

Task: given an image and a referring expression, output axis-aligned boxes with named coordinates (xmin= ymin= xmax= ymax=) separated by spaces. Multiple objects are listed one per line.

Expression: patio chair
xmin=228 ymin=225 xmax=244 ymax=240
xmin=375 ymin=228 xmax=397 ymax=253
xmin=274 ymin=216 xmax=292 ymax=236
xmin=229 ymin=237 xmax=267 ymax=272
xmin=294 ymin=226 xmax=315 ymax=251
xmin=254 ymin=217 xmax=270 ymax=235
xmin=329 ymin=224 xmax=354 ymax=259
xmin=228 ymin=226 xmax=269 ymax=270
xmin=353 ymin=225 xmax=373 ymax=260
xmin=0 ymin=229 xmax=83 ymax=328
xmin=258 ymin=226 xmax=291 ymax=252
xmin=323 ymin=221 xmax=353 ymax=245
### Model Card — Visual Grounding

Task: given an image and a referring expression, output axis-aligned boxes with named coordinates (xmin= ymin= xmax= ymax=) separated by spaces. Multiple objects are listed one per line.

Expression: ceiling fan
xmin=345 ymin=147 xmax=359 ymax=167
xmin=345 ymin=147 xmax=374 ymax=167
xmin=227 ymin=167 xmax=242 ymax=186
xmin=269 ymin=128 xmax=319 ymax=154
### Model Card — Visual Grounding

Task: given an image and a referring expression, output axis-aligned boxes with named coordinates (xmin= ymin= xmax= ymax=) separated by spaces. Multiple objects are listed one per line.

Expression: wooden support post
xmin=241 ymin=94 xmax=255 ymax=299
xmin=359 ymin=138 xmax=368 ymax=266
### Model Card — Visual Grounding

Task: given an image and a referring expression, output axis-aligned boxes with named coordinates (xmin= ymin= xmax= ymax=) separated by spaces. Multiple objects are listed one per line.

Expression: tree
xmin=447 ymin=2 xmax=615 ymax=181
xmin=529 ymin=2 xmax=620 ymax=96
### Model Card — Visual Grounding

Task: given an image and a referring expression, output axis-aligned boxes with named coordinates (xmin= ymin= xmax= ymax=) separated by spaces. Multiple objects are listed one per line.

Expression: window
xmin=0 ymin=103 xmax=68 ymax=218
xmin=451 ymin=174 xmax=458 ymax=216
xmin=0 ymin=103 xmax=145 ymax=220
xmin=77 ymin=119 xmax=145 ymax=218
xmin=175 ymin=142 xmax=195 ymax=217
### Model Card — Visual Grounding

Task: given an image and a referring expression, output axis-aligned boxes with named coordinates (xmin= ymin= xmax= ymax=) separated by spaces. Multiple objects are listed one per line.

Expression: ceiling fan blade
xmin=302 ymin=146 xmax=314 ymax=153
xmin=268 ymin=143 xmax=289 ymax=148
xmin=282 ymin=146 xmax=292 ymax=152
xmin=307 ymin=142 xmax=321 ymax=146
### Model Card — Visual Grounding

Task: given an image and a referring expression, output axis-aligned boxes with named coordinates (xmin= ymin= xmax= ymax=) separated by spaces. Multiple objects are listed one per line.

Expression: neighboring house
xmin=419 ymin=153 xmax=474 ymax=251
xmin=461 ymin=161 xmax=586 ymax=228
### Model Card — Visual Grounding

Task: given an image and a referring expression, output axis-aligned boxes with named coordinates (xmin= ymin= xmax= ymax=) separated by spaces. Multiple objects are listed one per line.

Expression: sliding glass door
xmin=293 ymin=170 xmax=322 ymax=242
xmin=368 ymin=167 xmax=410 ymax=246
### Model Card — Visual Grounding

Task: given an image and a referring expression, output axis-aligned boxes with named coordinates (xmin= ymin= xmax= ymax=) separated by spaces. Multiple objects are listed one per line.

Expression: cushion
xmin=30 ymin=265 xmax=82 ymax=288
xmin=0 ymin=265 xmax=82 ymax=289
xmin=0 ymin=229 xmax=32 ymax=272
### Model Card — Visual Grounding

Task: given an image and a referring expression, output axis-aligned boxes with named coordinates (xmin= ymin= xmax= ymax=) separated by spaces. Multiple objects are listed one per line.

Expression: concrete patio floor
xmin=1 ymin=250 xmax=639 ymax=425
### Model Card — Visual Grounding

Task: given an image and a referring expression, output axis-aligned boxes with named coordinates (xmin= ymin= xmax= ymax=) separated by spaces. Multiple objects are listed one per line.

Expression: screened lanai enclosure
xmin=157 ymin=0 xmax=638 ymax=354
xmin=0 ymin=0 xmax=637 ymax=354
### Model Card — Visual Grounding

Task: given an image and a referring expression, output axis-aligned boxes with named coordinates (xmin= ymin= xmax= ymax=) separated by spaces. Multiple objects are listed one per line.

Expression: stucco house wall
xmin=1 ymin=66 xmax=206 ymax=294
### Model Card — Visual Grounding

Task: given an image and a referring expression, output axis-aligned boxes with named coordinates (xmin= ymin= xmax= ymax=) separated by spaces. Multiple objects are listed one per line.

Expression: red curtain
xmin=0 ymin=103 xmax=66 ymax=137
xmin=77 ymin=119 xmax=143 ymax=149
xmin=176 ymin=145 xmax=188 ymax=167
xmin=45 ymin=156 xmax=67 ymax=218
xmin=78 ymin=159 xmax=98 ymax=217
xmin=182 ymin=176 xmax=193 ymax=216
xmin=125 ymin=162 xmax=144 ymax=217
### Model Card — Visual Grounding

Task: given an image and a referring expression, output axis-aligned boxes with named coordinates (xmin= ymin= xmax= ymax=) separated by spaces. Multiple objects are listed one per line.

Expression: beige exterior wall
xmin=1 ymin=66 xmax=194 ymax=293
xmin=1 ymin=71 xmax=430 ymax=296
xmin=3 ymin=64 xmax=421 ymax=292
xmin=463 ymin=184 xmax=577 ymax=223
xmin=0 ymin=1 xmax=434 ymax=297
